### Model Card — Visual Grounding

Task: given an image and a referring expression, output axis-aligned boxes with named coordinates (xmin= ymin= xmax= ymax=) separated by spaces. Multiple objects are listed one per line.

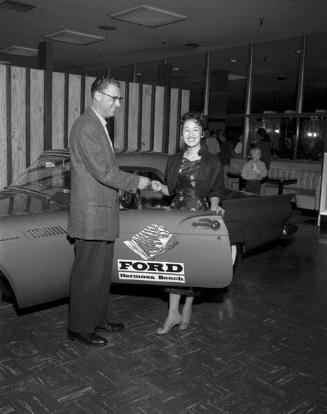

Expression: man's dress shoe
xmin=95 ymin=322 xmax=125 ymax=333
xmin=67 ymin=329 xmax=108 ymax=346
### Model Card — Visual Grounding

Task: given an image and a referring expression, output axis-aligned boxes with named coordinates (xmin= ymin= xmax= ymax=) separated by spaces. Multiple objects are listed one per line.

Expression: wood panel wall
xmin=0 ymin=65 xmax=7 ymax=189
xmin=0 ymin=64 xmax=190 ymax=188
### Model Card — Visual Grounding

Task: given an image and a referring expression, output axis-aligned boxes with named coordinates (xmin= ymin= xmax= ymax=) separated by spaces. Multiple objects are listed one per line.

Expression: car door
xmin=112 ymin=173 xmax=233 ymax=290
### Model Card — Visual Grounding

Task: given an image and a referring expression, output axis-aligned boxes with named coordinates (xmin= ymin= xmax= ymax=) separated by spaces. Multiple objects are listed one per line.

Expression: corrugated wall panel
xmin=181 ymin=90 xmax=190 ymax=119
xmin=11 ymin=66 xmax=26 ymax=183
xmin=67 ymin=74 xmax=81 ymax=145
xmin=141 ymin=84 xmax=152 ymax=152
xmin=30 ymin=69 xmax=44 ymax=164
xmin=84 ymin=76 xmax=95 ymax=109
xmin=153 ymin=86 xmax=165 ymax=152
xmin=168 ymin=88 xmax=179 ymax=154
xmin=52 ymin=72 xmax=65 ymax=149
xmin=0 ymin=65 xmax=7 ymax=189
xmin=114 ymin=81 xmax=126 ymax=152
xmin=127 ymin=82 xmax=139 ymax=152
xmin=179 ymin=89 xmax=190 ymax=150
xmin=1 ymin=67 xmax=189 ymax=187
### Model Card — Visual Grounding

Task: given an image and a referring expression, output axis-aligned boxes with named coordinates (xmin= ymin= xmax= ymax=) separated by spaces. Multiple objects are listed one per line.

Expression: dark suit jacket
xmin=258 ymin=140 xmax=271 ymax=169
xmin=67 ymin=107 xmax=139 ymax=241
xmin=165 ymin=150 xmax=225 ymax=200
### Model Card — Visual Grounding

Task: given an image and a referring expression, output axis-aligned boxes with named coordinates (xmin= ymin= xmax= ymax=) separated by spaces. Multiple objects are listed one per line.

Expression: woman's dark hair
xmin=181 ymin=112 xmax=205 ymax=130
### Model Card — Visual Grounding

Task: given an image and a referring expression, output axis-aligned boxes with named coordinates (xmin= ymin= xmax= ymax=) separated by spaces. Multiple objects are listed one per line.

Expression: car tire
xmin=232 ymin=243 xmax=243 ymax=272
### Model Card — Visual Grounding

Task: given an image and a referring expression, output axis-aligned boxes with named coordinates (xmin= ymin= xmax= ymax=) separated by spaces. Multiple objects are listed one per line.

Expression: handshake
xmin=137 ymin=177 xmax=164 ymax=192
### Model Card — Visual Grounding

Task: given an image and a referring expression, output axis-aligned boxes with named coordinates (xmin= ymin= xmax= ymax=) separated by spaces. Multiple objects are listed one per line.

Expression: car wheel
xmin=232 ymin=243 xmax=243 ymax=271
xmin=0 ymin=274 xmax=16 ymax=306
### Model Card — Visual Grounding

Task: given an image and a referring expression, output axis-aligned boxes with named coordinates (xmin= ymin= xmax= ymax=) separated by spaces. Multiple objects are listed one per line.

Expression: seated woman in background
xmin=151 ymin=111 xmax=225 ymax=335
xmin=241 ymin=146 xmax=268 ymax=195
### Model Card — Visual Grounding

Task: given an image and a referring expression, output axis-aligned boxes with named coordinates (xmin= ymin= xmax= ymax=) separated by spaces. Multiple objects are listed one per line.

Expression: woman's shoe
xmin=156 ymin=316 xmax=182 ymax=335
xmin=180 ymin=307 xmax=192 ymax=331
xmin=179 ymin=322 xmax=189 ymax=331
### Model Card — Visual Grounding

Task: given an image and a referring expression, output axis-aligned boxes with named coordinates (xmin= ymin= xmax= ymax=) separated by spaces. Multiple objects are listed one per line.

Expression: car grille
xmin=25 ymin=225 xmax=67 ymax=240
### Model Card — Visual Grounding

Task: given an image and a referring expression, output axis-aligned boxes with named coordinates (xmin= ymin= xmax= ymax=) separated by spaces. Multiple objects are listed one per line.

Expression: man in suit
xmin=67 ymin=76 xmax=150 ymax=346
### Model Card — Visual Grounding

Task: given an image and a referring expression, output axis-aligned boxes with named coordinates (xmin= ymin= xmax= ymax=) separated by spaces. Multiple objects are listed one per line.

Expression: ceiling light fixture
xmin=0 ymin=45 xmax=38 ymax=56
xmin=229 ymin=59 xmax=238 ymax=63
xmin=43 ymin=30 xmax=106 ymax=45
xmin=109 ymin=5 xmax=188 ymax=28
xmin=98 ymin=25 xmax=117 ymax=31
xmin=0 ymin=0 xmax=35 ymax=12
xmin=183 ymin=43 xmax=199 ymax=48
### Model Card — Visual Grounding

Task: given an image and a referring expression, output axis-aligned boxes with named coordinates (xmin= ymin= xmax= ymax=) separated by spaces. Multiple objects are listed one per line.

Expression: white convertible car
xmin=0 ymin=149 xmax=294 ymax=308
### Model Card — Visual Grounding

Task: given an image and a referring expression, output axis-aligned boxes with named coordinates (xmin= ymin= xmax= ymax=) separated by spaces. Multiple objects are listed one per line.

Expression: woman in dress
xmin=151 ymin=112 xmax=225 ymax=334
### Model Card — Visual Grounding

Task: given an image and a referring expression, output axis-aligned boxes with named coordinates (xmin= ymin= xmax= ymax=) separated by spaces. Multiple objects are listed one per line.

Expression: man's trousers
xmin=68 ymin=239 xmax=115 ymax=333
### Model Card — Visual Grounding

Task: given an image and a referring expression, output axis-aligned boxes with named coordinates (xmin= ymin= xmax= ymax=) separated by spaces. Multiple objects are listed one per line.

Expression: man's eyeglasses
xmin=98 ymin=91 xmax=123 ymax=102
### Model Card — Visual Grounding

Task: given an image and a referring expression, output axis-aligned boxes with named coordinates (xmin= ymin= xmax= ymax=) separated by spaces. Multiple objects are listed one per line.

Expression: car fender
xmin=0 ymin=211 xmax=74 ymax=308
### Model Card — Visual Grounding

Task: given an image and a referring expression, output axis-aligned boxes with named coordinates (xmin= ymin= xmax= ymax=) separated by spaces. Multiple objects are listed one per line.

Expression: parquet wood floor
xmin=0 ymin=213 xmax=326 ymax=413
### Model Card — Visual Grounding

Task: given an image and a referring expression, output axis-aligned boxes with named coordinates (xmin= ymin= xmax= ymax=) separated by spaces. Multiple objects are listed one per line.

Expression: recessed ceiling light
xmin=43 ymin=30 xmax=106 ymax=45
xmin=0 ymin=0 xmax=36 ymax=12
xmin=0 ymin=45 xmax=38 ymax=56
xmin=109 ymin=5 xmax=188 ymax=28
xmin=183 ymin=43 xmax=199 ymax=48
xmin=98 ymin=25 xmax=117 ymax=31
xmin=229 ymin=59 xmax=238 ymax=63
xmin=295 ymin=49 xmax=302 ymax=54
xmin=172 ymin=67 xmax=181 ymax=71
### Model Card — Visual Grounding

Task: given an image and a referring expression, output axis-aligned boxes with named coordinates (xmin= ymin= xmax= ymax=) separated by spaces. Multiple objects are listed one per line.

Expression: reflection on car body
xmin=0 ymin=149 xmax=294 ymax=309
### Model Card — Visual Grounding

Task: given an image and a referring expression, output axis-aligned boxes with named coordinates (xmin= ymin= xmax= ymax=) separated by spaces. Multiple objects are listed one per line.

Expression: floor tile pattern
xmin=0 ymin=215 xmax=326 ymax=413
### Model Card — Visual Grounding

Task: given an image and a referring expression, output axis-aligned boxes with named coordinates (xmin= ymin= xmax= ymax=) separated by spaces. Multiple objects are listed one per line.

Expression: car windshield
xmin=10 ymin=153 xmax=170 ymax=209
xmin=12 ymin=155 xmax=71 ymax=200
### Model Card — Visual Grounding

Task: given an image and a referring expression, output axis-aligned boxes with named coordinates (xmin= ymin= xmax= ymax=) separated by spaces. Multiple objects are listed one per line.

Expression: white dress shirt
xmin=91 ymin=107 xmax=113 ymax=150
